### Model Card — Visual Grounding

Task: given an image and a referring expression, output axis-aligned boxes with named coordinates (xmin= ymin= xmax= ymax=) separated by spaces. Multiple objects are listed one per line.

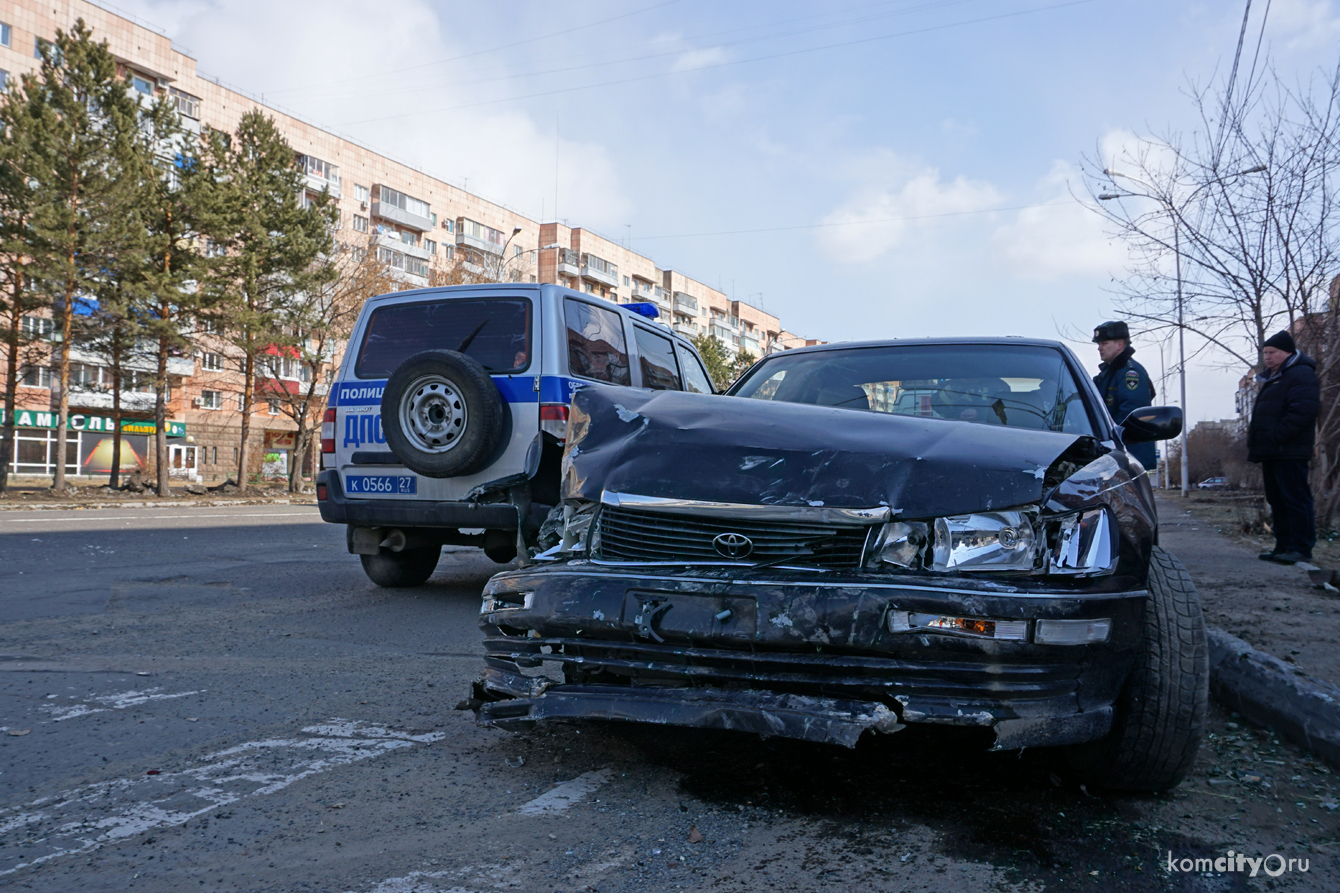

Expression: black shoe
xmin=1273 ymin=551 xmax=1307 ymax=565
xmin=1259 ymin=551 xmax=1280 ymax=561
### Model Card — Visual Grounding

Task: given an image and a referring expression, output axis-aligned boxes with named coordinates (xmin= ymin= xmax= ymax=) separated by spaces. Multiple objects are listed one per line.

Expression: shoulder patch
xmin=1125 ymin=368 xmax=1141 ymax=390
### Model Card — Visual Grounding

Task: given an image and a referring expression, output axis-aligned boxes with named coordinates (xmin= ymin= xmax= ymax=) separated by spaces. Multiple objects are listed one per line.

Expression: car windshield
xmin=355 ymin=297 xmax=531 ymax=379
xmin=730 ymin=343 xmax=1096 ymax=436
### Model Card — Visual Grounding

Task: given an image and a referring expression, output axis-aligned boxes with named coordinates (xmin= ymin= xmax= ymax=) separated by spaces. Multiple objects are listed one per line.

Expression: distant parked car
xmin=1197 ymin=477 xmax=1229 ymax=490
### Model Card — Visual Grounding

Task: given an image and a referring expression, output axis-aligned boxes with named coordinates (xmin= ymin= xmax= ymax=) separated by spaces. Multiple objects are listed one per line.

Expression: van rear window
xmin=355 ymin=298 xmax=531 ymax=379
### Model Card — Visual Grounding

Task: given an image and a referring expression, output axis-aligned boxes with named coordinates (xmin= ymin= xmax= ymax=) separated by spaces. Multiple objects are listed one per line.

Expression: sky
xmin=109 ymin=0 xmax=1340 ymax=425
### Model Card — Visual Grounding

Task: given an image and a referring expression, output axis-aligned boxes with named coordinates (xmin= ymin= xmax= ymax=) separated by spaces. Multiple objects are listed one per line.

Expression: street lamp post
xmin=1098 ymin=164 xmax=1266 ymax=497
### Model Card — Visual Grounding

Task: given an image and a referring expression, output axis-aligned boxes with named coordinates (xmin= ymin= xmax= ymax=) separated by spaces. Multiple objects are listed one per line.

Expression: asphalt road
xmin=1 ymin=504 xmax=1337 ymax=892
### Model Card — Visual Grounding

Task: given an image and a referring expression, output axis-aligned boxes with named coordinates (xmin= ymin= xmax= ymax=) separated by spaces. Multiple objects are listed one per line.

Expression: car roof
xmin=771 ymin=336 xmax=1073 ymax=357
xmin=362 ymin=283 xmax=695 ymax=346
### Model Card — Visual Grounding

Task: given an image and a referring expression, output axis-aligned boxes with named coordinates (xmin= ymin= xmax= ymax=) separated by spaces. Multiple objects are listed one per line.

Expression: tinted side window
xmin=675 ymin=344 xmax=714 ymax=394
xmin=634 ymin=326 xmax=682 ymax=390
xmin=356 ymin=298 xmax=530 ymax=379
xmin=565 ymin=298 xmax=631 ymax=385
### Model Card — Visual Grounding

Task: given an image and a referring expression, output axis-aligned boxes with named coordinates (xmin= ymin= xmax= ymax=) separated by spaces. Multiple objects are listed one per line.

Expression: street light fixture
xmin=1098 ymin=163 xmax=1267 ymax=497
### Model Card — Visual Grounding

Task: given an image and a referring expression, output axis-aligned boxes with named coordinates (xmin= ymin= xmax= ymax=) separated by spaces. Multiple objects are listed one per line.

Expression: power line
xmin=629 ymin=200 xmax=1078 ymax=242
xmin=278 ymin=0 xmax=986 ymax=106
xmin=262 ymin=0 xmax=683 ymax=96
xmin=336 ymin=0 xmax=1101 ymax=127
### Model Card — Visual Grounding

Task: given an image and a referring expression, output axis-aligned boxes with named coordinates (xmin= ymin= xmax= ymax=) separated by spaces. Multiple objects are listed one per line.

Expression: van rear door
xmin=333 ymin=291 xmax=540 ymax=502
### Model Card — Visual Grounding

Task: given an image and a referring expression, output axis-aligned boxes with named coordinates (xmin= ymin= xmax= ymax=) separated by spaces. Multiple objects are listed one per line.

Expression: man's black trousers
xmin=1262 ymin=459 xmax=1316 ymax=558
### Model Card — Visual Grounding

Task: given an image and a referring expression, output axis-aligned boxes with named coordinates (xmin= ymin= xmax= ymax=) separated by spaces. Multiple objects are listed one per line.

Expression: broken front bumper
xmin=471 ymin=562 xmax=1146 ymax=750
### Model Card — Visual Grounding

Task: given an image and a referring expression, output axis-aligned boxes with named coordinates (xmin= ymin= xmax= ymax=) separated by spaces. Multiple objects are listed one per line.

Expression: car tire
xmin=381 ymin=350 xmax=506 ymax=478
xmin=1067 ymin=546 xmax=1208 ymax=791
xmin=359 ymin=546 xmax=440 ymax=587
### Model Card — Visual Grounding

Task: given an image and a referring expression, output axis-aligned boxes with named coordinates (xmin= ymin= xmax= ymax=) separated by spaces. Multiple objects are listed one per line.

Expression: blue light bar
xmin=624 ymin=302 xmax=660 ymax=319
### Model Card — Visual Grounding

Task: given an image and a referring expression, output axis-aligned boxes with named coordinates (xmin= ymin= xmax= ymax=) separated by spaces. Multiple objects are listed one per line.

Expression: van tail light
xmin=316 ymin=483 xmax=328 ymax=501
xmin=540 ymin=403 xmax=569 ymax=443
xmin=321 ymin=407 xmax=336 ymax=455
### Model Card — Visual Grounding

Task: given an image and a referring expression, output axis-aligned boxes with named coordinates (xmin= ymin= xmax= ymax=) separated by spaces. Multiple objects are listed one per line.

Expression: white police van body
xmin=317 ymin=282 xmax=715 ymax=587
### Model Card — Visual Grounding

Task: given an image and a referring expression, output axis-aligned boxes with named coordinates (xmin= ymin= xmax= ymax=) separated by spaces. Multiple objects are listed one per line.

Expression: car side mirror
xmin=1119 ymin=406 xmax=1183 ymax=443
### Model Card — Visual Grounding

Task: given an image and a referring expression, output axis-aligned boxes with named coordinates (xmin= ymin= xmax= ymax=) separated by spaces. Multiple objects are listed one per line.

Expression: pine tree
xmin=196 ymin=111 xmax=336 ymax=489
xmin=692 ymin=333 xmax=734 ymax=391
xmin=21 ymin=20 xmax=146 ymax=491
xmin=0 ymin=78 xmax=46 ymax=494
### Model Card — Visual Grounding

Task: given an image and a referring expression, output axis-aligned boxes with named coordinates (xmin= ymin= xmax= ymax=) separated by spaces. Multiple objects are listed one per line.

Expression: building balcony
xmin=709 ymin=323 xmax=740 ymax=347
xmin=304 ymin=171 xmax=341 ymax=199
xmin=581 ymin=261 xmax=619 ymax=288
xmin=68 ymin=388 xmax=157 ymax=412
xmin=167 ymin=356 xmax=194 ymax=377
xmin=673 ymin=291 xmax=697 ymax=313
xmin=672 ymin=321 xmax=699 ymax=338
xmin=373 ymin=201 xmax=433 ymax=232
xmin=741 ymin=335 xmax=760 ymax=355
xmin=378 ymin=232 xmax=430 ymax=260
xmin=456 ymin=231 xmax=505 ymax=256
xmin=556 ymin=249 xmax=580 ymax=277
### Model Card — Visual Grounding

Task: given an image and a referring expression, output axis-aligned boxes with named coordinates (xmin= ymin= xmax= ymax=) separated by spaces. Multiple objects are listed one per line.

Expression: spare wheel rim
xmin=400 ymin=374 xmax=469 ymax=454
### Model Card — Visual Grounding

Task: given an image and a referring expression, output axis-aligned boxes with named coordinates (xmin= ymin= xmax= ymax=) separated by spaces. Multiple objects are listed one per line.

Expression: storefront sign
xmin=0 ymin=409 xmax=185 ymax=437
xmin=264 ymin=430 xmax=296 ymax=449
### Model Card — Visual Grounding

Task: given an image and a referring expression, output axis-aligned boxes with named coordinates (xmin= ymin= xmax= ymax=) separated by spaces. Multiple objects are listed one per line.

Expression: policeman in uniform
xmin=1092 ymin=320 xmax=1157 ymax=470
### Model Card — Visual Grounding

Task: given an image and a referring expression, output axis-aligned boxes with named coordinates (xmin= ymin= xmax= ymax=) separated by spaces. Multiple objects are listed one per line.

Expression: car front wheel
xmin=1068 ymin=546 xmax=1208 ymax=791
xmin=359 ymin=546 xmax=441 ymax=588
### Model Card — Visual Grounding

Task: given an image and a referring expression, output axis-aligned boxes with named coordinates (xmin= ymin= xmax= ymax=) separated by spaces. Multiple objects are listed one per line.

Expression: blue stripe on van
xmin=330 ymin=376 xmax=551 ymax=407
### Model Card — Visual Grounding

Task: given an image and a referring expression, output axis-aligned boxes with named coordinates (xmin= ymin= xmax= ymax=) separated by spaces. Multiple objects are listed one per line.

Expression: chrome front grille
xmin=594 ymin=506 xmax=871 ymax=569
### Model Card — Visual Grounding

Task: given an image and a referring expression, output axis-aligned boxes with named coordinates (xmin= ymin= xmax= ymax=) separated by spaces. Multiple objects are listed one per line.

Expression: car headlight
xmin=1047 ymin=507 xmax=1116 ymax=576
xmin=931 ymin=510 xmax=1037 ymax=572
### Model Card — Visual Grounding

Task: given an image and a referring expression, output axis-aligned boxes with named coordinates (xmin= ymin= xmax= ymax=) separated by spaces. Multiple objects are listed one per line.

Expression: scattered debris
xmin=688 ymin=825 xmax=704 ymax=843
xmin=7 ymin=729 xmax=31 ymax=737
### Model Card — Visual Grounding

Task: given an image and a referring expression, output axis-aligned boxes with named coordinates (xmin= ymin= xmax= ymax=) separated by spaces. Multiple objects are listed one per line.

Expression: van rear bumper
xmin=316 ymin=470 xmax=520 ymax=529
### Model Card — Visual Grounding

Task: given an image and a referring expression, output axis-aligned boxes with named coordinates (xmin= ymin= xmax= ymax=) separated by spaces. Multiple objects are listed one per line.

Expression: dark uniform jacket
xmin=1248 ymin=352 xmax=1320 ymax=463
xmin=1093 ymin=346 xmax=1156 ymax=469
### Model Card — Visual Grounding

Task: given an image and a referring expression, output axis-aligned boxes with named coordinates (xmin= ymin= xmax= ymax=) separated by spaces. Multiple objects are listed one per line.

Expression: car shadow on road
xmin=607 ymin=722 xmax=1246 ymax=892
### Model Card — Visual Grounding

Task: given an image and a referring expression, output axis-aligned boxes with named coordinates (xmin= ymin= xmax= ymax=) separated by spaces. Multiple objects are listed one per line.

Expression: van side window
xmin=675 ymin=343 xmax=714 ymax=394
xmin=634 ymin=326 xmax=682 ymax=390
xmin=565 ymin=298 xmax=631 ymax=385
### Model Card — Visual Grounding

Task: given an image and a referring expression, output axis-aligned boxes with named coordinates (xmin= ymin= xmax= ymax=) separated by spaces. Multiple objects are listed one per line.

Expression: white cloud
xmin=112 ymin=0 xmax=630 ymax=226
xmin=816 ymin=152 xmax=1003 ymax=263
xmin=672 ymin=47 xmax=730 ymax=73
xmin=1266 ymin=0 xmax=1340 ymax=51
xmin=991 ymin=161 xmax=1126 ymax=280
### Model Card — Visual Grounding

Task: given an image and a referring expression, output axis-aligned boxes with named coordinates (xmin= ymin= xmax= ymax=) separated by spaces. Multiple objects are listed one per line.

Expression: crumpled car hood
xmin=562 ymin=385 xmax=1088 ymax=518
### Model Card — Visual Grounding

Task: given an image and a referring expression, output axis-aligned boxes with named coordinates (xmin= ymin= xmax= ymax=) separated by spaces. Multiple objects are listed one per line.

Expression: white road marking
xmin=0 ymin=511 xmax=318 ymax=524
xmin=516 ymin=769 xmax=613 ymax=816
xmin=40 ymin=687 xmax=204 ymax=722
xmin=346 ymin=861 xmax=525 ymax=893
xmin=0 ymin=719 xmax=444 ymax=877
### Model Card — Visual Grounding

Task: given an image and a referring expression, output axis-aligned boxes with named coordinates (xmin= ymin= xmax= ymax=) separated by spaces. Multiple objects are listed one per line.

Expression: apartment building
xmin=0 ymin=0 xmax=807 ymax=481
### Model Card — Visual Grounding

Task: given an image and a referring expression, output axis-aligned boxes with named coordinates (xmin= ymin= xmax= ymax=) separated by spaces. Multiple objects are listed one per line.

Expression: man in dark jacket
xmin=1092 ymin=320 xmax=1157 ymax=470
xmin=1248 ymin=331 xmax=1321 ymax=564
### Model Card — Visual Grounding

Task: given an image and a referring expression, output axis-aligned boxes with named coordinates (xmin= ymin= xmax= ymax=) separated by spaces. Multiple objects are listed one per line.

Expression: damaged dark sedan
xmin=470 ymin=338 xmax=1208 ymax=791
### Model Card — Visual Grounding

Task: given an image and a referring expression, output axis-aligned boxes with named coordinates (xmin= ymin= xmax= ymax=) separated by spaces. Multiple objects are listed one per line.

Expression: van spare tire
xmin=381 ymin=350 xmax=506 ymax=478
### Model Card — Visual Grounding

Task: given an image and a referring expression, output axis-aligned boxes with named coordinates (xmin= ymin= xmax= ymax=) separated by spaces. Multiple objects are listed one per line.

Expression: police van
xmin=316 ymin=283 xmax=716 ymax=587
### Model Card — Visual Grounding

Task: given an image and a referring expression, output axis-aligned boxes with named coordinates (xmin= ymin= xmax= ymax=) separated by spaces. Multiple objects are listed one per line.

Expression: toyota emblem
xmin=713 ymin=532 xmax=754 ymax=559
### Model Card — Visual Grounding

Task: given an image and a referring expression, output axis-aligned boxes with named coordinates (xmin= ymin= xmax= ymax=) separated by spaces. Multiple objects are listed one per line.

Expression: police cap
xmin=1093 ymin=320 xmax=1130 ymax=343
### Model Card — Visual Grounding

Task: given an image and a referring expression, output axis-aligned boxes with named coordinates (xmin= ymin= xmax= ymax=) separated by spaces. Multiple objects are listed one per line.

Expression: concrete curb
xmin=1209 ymin=626 xmax=1340 ymax=770
xmin=0 ymin=497 xmax=317 ymax=511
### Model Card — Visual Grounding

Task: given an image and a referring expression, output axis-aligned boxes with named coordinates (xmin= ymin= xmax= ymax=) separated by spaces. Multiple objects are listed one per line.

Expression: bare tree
xmin=1087 ymin=60 xmax=1340 ymax=522
xmin=263 ymin=235 xmax=394 ymax=492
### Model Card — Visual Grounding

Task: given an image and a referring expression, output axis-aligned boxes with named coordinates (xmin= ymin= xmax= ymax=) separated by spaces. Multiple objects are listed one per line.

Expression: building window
xmin=431 ymin=212 xmax=438 ymax=227
xmin=351 ymin=247 xmax=366 ymax=263
xmin=233 ymin=447 xmax=238 ymax=464
xmin=374 ymin=185 xmax=431 ymax=220
xmin=34 ymin=37 xmax=47 ymax=59
xmin=399 ymin=230 xmax=416 ymax=246
xmin=0 ymin=23 xmax=10 ymax=48
xmin=623 ymin=276 xmax=630 ymax=286
xmin=198 ymin=317 xmax=220 ymax=334
xmin=238 ymin=393 xmax=247 ymax=411
xmin=443 ymin=218 xmax=454 ymax=233
xmin=201 ymin=352 xmax=222 ymax=371
xmin=352 ymin=215 xmax=368 ymax=233
xmin=425 ymin=239 xmax=436 ymax=255
xmin=211 ymin=447 xmax=218 ymax=465
xmin=444 ymin=245 xmax=454 ymax=260
xmin=201 ymin=389 xmax=222 ymax=410
xmin=130 ymin=73 xmax=155 ymax=95
xmin=459 ymin=218 xmax=506 ymax=248
xmin=300 ymin=155 xmax=339 ymax=184
xmin=170 ymin=87 xmax=200 ymax=119
xmin=21 ymin=316 xmax=54 ymax=339
xmin=20 ymin=365 xmax=52 ymax=388
xmin=514 ymin=244 xmax=522 ymax=257
xmin=354 ymin=184 xmax=369 ymax=204
xmin=0 ymin=71 xmax=8 ymax=92
xmin=268 ymin=399 xmax=281 ymax=415
xmin=205 ymin=239 xmax=225 ymax=257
